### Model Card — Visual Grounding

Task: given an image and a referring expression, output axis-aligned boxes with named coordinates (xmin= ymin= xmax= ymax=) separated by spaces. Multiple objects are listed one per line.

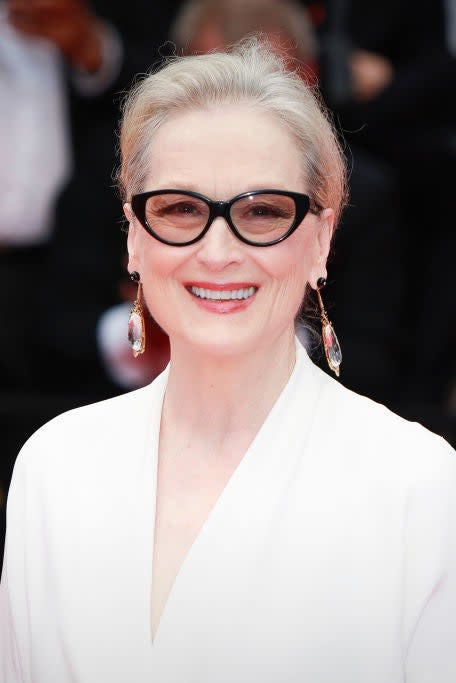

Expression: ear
xmin=309 ymin=208 xmax=335 ymax=289
xmin=124 ymin=202 xmax=140 ymax=273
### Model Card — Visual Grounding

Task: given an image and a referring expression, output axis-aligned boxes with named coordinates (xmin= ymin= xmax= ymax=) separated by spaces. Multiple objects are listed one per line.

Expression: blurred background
xmin=1 ymin=0 xmax=455 ymax=567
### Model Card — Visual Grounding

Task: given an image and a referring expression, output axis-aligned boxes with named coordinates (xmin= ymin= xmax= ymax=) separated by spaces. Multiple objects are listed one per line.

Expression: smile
xmin=189 ymin=286 xmax=258 ymax=301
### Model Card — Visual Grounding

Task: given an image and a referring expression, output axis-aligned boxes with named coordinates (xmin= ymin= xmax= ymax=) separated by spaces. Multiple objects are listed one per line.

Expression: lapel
xmin=94 ymin=368 xmax=168 ymax=681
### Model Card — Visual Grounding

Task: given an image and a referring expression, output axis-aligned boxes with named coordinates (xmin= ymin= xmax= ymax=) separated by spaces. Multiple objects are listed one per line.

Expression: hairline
xmin=127 ymin=99 xmax=312 ymax=201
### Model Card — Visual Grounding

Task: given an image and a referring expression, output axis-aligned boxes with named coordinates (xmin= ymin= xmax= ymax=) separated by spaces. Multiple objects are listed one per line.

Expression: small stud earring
xmin=128 ymin=271 xmax=146 ymax=357
xmin=316 ymin=277 xmax=342 ymax=377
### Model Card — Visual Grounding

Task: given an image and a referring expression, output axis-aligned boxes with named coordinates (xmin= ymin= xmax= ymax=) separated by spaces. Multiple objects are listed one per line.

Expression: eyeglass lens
xmin=143 ymin=193 xmax=296 ymax=244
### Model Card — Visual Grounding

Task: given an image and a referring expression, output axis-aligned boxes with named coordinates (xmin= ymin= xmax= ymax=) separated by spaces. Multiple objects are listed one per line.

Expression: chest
xmin=147 ymin=468 xmax=406 ymax=680
xmin=150 ymin=447 xmax=242 ymax=639
xmin=30 ymin=434 xmax=413 ymax=682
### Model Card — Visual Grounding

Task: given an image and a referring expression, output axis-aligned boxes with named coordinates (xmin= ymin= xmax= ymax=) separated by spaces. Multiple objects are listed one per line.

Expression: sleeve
xmin=405 ymin=439 xmax=456 ymax=682
xmin=0 ymin=454 xmax=29 ymax=683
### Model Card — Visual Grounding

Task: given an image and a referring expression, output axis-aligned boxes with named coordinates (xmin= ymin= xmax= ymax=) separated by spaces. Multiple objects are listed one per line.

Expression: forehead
xmin=143 ymin=105 xmax=305 ymax=199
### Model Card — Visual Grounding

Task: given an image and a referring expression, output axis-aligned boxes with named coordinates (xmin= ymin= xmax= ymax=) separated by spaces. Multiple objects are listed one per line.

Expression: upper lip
xmin=185 ymin=281 xmax=259 ymax=290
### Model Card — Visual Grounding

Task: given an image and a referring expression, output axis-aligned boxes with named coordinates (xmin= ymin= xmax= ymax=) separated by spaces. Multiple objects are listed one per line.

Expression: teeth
xmin=190 ymin=286 xmax=257 ymax=301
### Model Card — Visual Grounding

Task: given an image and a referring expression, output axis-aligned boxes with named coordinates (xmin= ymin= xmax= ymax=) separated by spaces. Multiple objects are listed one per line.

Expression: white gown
xmin=1 ymin=342 xmax=456 ymax=682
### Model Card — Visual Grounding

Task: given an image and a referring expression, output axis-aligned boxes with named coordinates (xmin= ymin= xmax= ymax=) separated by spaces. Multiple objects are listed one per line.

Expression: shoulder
xmin=312 ymin=363 xmax=455 ymax=484
xmin=12 ymin=371 xmax=166 ymax=483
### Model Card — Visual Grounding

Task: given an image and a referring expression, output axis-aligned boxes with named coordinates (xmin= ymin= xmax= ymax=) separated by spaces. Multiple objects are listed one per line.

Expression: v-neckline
xmin=141 ymin=341 xmax=319 ymax=650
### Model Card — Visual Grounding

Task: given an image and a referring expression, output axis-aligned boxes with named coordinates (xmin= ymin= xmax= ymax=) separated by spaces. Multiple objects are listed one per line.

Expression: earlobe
xmin=310 ymin=268 xmax=327 ymax=291
xmin=127 ymin=225 xmax=138 ymax=265
xmin=309 ymin=208 xmax=334 ymax=288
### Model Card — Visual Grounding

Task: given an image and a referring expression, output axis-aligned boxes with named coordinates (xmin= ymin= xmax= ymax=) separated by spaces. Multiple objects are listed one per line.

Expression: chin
xmin=175 ymin=323 xmax=263 ymax=359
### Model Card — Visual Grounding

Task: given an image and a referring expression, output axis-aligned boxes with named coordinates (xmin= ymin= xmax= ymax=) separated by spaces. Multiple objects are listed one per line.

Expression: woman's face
xmin=125 ymin=105 xmax=334 ymax=357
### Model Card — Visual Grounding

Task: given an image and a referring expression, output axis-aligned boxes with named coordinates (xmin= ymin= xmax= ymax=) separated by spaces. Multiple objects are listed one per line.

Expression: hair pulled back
xmin=119 ymin=37 xmax=347 ymax=227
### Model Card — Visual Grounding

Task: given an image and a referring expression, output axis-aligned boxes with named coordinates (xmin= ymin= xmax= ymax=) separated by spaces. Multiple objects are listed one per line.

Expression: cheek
xmin=135 ymin=242 xmax=201 ymax=333
xmin=135 ymin=236 xmax=187 ymax=290
xmin=263 ymin=234 xmax=316 ymax=314
xmin=265 ymin=234 xmax=314 ymax=291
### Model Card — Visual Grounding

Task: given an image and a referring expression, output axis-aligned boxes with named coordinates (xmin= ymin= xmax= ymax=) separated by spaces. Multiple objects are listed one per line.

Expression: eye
xmin=159 ymin=201 xmax=203 ymax=216
xmin=240 ymin=202 xmax=293 ymax=221
xmin=247 ymin=204 xmax=290 ymax=218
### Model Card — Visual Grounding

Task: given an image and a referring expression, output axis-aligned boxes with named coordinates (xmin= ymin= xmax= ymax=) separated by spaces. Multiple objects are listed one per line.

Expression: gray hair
xmin=119 ymin=37 xmax=347 ymax=226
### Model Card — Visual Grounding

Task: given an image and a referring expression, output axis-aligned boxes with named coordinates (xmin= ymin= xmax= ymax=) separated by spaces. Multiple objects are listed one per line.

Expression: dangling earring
xmin=128 ymin=271 xmax=146 ymax=357
xmin=316 ymin=277 xmax=342 ymax=377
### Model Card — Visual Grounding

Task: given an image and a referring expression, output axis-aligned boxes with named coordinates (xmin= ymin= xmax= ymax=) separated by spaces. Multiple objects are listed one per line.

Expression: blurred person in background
xmin=0 ymin=0 xmax=182 ymax=566
xmin=318 ymin=0 xmax=456 ymax=440
xmin=171 ymin=0 xmax=319 ymax=83
xmin=2 ymin=0 xmax=180 ymax=395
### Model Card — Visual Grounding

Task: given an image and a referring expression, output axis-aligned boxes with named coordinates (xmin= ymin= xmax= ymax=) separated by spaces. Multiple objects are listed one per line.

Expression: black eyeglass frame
xmin=130 ymin=189 xmax=321 ymax=247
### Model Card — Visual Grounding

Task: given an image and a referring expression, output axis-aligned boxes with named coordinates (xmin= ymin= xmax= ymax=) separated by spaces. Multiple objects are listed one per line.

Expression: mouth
xmin=184 ymin=282 xmax=259 ymax=313
xmin=188 ymin=285 xmax=258 ymax=301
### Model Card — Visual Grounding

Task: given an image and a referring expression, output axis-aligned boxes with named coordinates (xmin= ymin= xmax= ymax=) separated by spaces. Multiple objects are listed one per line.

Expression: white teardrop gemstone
xmin=323 ymin=322 xmax=342 ymax=374
xmin=128 ymin=310 xmax=144 ymax=356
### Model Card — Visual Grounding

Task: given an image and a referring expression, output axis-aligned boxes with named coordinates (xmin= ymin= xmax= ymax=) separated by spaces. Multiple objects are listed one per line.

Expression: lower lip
xmin=187 ymin=288 xmax=257 ymax=313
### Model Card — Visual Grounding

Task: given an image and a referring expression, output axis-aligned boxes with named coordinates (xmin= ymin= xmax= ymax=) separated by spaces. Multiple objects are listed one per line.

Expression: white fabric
xmin=1 ymin=342 xmax=456 ymax=682
xmin=0 ymin=8 xmax=70 ymax=246
xmin=0 ymin=8 xmax=121 ymax=246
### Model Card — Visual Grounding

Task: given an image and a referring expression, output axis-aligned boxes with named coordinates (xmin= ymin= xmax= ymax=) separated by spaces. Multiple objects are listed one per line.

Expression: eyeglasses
xmin=130 ymin=189 xmax=320 ymax=247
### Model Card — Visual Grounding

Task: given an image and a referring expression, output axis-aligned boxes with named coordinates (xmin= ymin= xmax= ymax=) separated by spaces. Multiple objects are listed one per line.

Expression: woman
xmin=1 ymin=39 xmax=455 ymax=683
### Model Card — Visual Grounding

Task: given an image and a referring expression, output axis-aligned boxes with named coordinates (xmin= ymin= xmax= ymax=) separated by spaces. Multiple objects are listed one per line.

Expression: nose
xmin=194 ymin=216 xmax=243 ymax=270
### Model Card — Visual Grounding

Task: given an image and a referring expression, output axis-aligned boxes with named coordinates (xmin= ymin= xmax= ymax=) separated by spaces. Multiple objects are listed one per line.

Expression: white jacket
xmin=1 ymin=343 xmax=456 ymax=682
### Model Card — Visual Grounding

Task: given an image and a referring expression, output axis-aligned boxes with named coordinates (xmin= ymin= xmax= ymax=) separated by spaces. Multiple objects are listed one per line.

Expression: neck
xmin=162 ymin=328 xmax=297 ymax=454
